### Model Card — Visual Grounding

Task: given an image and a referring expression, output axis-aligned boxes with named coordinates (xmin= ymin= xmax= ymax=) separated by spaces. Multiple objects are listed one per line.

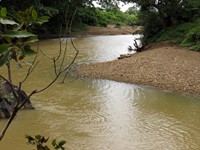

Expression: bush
xmin=148 ymin=17 xmax=200 ymax=51
xmin=78 ymin=7 xmax=139 ymax=28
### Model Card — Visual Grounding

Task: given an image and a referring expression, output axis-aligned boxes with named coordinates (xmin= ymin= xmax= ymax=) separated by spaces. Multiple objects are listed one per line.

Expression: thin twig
xmin=59 ymin=38 xmax=68 ymax=73
xmin=0 ymin=89 xmax=37 ymax=140
xmin=62 ymin=8 xmax=79 ymax=82
xmin=0 ymin=8 xmax=80 ymax=141
xmin=6 ymin=63 xmax=12 ymax=84
xmin=21 ymin=43 xmax=39 ymax=83
xmin=62 ymin=38 xmax=79 ymax=82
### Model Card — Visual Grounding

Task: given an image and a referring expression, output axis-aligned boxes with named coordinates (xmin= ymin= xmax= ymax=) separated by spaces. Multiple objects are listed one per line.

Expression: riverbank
xmin=76 ymin=42 xmax=200 ymax=95
xmin=72 ymin=25 xmax=141 ymax=36
xmin=38 ymin=25 xmax=140 ymax=39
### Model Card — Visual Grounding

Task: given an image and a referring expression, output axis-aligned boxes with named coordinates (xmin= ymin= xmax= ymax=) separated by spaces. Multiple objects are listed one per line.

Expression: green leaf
xmin=10 ymin=51 xmax=18 ymax=62
xmin=31 ymin=9 xmax=38 ymax=21
xmin=36 ymin=16 xmax=50 ymax=25
xmin=44 ymin=146 xmax=50 ymax=150
xmin=52 ymin=139 xmax=57 ymax=147
xmin=0 ymin=8 xmax=7 ymax=17
xmin=24 ymin=36 xmax=39 ymax=44
xmin=25 ymin=135 xmax=35 ymax=143
xmin=35 ymin=134 xmax=42 ymax=140
xmin=2 ymin=31 xmax=36 ymax=38
xmin=14 ymin=22 xmax=24 ymax=31
xmin=0 ymin=44 xmax=11 ymax=53
xmin=0 ymin=18 xmax=19 ymax=25
xmin=24 ymin=45 xmax=37 ymax=55
xmin=58 ymin=140 xmax=66 ymax=147
xmin=0 ymin=49 xmax=10 ymax=67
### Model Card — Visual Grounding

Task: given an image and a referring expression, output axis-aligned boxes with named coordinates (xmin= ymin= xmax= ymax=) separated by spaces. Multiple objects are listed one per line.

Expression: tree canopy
xmin=1 ymin=0 xmax=199 ymax=48
xmin=123 ymin=0 xmax=200 ymax=46
xmin=0 ymin=0 xmax=138 ymax=34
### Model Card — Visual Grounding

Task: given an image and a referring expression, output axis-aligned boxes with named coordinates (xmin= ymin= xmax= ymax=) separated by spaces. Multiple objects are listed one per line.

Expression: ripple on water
xmin=1 ymin=35 xmax=200 ymax=150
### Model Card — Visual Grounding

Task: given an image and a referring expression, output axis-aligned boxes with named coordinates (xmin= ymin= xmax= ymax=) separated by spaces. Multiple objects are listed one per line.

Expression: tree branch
xmin=0 ymin=8 xmax=79 ymax=141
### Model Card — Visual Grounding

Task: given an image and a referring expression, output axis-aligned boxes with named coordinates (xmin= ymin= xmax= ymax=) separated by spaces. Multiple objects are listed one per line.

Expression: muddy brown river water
xmin=0 ymin=35 xmax=200 ymax=150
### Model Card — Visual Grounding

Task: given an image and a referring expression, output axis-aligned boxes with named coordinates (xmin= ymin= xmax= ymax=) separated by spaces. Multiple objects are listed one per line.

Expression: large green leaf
xmin=0 ymin=44 xmax=11 ymax=53
xmin=0 ymin=18 xmax=19 ymax=25
xmin=2 ymin=31 xmax=36 ymax=38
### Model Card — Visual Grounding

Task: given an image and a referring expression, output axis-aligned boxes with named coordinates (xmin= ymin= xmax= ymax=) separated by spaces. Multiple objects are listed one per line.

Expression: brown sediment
xmin=72 ymin=25 xmax=141 ymax=36
xmin=76 ymin=42 xmax=200 ymax=95
xmin=39 ymin=25 xmax=141 ymax=39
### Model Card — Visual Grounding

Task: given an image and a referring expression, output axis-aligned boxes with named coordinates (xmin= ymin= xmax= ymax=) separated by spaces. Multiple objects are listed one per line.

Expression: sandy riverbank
xmin=76 ymin=42 xmax=200 ymax=95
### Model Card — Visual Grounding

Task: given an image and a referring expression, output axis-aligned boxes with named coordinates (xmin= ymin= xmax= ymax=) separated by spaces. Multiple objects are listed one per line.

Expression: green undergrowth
xmin=71 ymin=23 xmax=88 ymax=32
xmin=149 ymin=18 xmax=200 ymax=51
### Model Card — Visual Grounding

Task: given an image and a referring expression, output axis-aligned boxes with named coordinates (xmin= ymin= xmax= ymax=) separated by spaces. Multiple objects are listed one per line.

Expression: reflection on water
xmin=1 ymin=35 xmax=200 ymax=150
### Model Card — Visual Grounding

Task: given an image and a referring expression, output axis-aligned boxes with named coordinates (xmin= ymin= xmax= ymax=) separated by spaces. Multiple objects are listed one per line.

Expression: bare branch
xmin=40 ymin=49 xmax=52 ymax=60
xmin=21 ymin=43 xmax=40 ymax=84
xmin=59 ymin=39 xmax=68 ymax=73
xmin=0 ymin=8 xmax=80 ymax=141
xmin=0 ymin=88 xmax=37 ymax=140
xmin=6 ymin=63 xmax=12 ymax=84
xmin=62 ymin=8 xmax=79 ymax=82
xmin=62 ymin=38 xmax=79 ymax=82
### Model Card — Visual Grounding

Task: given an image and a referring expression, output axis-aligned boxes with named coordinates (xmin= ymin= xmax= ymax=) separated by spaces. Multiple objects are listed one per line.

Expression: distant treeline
xmin=1 ymin=0 xmax=199 ymax=50
xmin=0 ymin=0 xmax=138 ymax=34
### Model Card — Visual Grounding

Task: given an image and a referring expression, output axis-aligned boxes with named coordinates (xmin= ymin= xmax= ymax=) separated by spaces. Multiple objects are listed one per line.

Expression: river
xmin=0 ymin=35 xmax=200 ymax=150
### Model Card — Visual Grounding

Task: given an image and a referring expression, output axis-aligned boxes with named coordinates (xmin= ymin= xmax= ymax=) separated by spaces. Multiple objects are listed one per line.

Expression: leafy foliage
xmin=1 ymin=0 xmax=139 ymax=34
xmin=149 ymin=18 xmax=200 ymax=51
xmin=26 ymin=134 xmax=66 ymax=150
xmin=0 ymin=7 xmax=49 ymax=67
xmin=126 ymin=0 xmax=200 ymax=46
xmin=78 ymin=6 xmax=138 ymax=27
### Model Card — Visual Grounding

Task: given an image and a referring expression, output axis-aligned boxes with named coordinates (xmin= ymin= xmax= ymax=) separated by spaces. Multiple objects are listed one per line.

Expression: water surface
xmin=0 ymin=35 xmax=200 ymax=150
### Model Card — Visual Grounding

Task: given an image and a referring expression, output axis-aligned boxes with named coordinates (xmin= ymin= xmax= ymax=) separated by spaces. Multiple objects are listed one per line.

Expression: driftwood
xmin=133 ymin=39 xmax=144 ymax=52
xmin=119 ymin=39 xmax=145 ymax=59
xmin=128 ymin=39 xmax=144 ymax=53
xmin=118 ymin=54 xmax=132 ymax=59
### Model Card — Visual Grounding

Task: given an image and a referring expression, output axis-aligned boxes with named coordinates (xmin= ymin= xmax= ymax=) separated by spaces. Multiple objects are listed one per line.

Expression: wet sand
xmin=76 ymin=43 xmax=200 ymax=95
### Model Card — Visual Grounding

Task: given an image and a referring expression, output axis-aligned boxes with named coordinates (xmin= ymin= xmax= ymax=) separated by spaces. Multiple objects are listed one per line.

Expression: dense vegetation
xmin=124 ymin=0 xmax=200 ymax=50
xmin=1 ymin=0 xmax=199 ymax=50
xmin=0 ymin=0 xmax=138 ymax=34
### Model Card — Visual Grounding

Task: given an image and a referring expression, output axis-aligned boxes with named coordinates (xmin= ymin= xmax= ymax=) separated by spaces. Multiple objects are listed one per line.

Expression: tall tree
xmin=123 ymin=0 xmax=200 ymax=41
